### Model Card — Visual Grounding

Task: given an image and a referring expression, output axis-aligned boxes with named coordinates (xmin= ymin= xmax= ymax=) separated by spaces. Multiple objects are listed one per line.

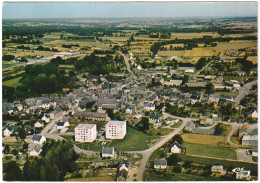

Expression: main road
xmin=131 ymin=113 xmax=195 ymax=181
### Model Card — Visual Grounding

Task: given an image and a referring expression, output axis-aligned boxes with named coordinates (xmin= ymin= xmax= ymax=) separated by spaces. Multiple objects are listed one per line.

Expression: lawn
xmin=109 ymin=126 xmax=159 ymax=151
xmin=2 ymin=76 xmax=22 ymax=87
xmin=171 ymin=122 xmax=182 ymax=128
xmin=183 ymin=142 xmax=237 ymax=160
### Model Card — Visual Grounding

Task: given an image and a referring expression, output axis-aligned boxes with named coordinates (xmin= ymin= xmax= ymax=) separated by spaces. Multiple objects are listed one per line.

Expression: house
xmin=117 ymin=169 xmax=128 ymax=181
xmin=105 ymin=120 xmax=127 ymax=139
xmin=102 ymin=83 xmax=117 ymax=94
xmin=143 ymin=103 xmax=155 ymax=111
xmin=154 ymin=159 xmax=167 ymax=170
xmin=171 ymin=141 xmax=181 ymax=154
xmin=149 ymin=113 xmax=163 ymax=123
xmin=211 ymin=165 xmax=225 ymax=175
xmin=232 ymin=167 xmax=251 ymax=180
xmin=193 ymin=128 xmax=215 ymax=134
xmin=184 ymin=121 xmax=196 ymax=132
xmin=4 ymin=127 xmax=14 ymax=137
xmin=75 ymin=123 xmax=97 ymax=142
xmin=251 ymin=110 xmax=258 ymax=118
xmin=242 ymin=134 xmax=258 ymax=146
xmin=97 ymin=98 xmax=117 ymax=110
xmin=126 ymin=108 xmax=133 ymax=114
xmin=134 ymin=113 xmax=143 ymax=120
xmin=190 ymin=95 xmax=200 ymax=104
xmin=102 ymin=146 xmax=115 ymax=158
xmin=31 ymin=135 xmax=46 ymax=144
xmin=34 ymin=120 xmax=45 ymax=128
xmin=186 ymin=82 xmax=206 ymax=88
xmin=41 ymin=114 xmax=51 ymax=123
xmin=200 ymin=117 xmax=214 ymax=126
xmin=233 ymin=83 xmax=241 ymax=90
xmin=29 ymin=145 xmax=42 ymax=156
xmin=73 ymin=111 xmax=109 ymax=121
xmin=16 ymin=103 xmax=23 ymax=111
xmin=57 ymin=121 xmax=70 ymax=129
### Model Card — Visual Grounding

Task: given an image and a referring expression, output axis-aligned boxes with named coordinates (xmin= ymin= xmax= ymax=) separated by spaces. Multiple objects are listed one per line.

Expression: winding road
xmin=234 ymin=80 xmax=257 ymax=104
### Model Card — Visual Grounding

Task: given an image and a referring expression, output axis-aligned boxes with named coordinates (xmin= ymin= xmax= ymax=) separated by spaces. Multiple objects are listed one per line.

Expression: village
xmin=2 ymin=46 xmax=258 ymax=181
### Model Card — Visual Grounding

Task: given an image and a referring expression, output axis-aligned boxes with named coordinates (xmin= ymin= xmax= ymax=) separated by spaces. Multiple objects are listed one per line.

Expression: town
xmin=2 ymin=5 xmax=258 ymax=182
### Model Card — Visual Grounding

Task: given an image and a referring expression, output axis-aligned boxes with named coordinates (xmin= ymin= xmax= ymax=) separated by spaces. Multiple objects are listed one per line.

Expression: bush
xmin=173 ymin=166 xmax=182 ymax=173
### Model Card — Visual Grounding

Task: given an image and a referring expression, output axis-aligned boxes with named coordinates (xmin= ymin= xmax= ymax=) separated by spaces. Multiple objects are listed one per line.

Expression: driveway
xmin=236 ymin=149 xmax=254 ymax=162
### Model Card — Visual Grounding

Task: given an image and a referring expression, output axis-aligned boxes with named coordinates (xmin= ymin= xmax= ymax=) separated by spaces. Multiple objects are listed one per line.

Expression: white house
xmin=31 ymin=135 xmax=46 ymax=144
xmin=105 ymin=120 xmax=127 ymax=139
xmin=251 ymin=110 xmax=258 ymax=118
xmin=57 ymin=121 xmax=70 ymax=129
xmin=29 ymin=145 xmax=42 ymax=156
xmin=4 ymin=127 xmax=14 ymax=137
xmin=233 ymin=167 xmax=251 ymax=180
xmin=171 ymin=141 xmax=181 ymax=154
xmin=143 ymin=103 xmax=155 ymax=111
xmin=154 ymin=159 xmax=167 ymax=170
xmin=16 ymin=104 xmax=23 ymax=111
xmin=102 ymin=146 xmax=115 ymax=158
xmin=41 ymin=114 xmax=51 ymax=123
xmin=75 ymin=123 xmax=97 ymax=142
xmin=34 ymin=120 xmax=45 ymax=128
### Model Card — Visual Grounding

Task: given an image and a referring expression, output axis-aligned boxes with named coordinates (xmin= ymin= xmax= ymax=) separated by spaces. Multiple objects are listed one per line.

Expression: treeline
xmin=93 ymin=49 xmax=115 ymax=54
xmin=150 ymin=36 xmax=257 ymax=55
xmin=3 ymin=140 xmax=78 ymax=181
xmin=3 ymin=63 xmax=77 ymax=102
xmin=74 ymin=53 xmax=125 ymax=75
xmin=62 ymin=44 xmax=80 ymax=48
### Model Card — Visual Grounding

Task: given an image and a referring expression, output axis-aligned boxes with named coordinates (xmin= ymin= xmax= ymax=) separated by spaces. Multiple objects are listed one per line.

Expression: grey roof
xmin=102 ymin=83 xmax=116 ymax=90
xmin=32 ymin=135 xmax=43 ymax=142
xmin=154 ymin=159 xmax=167 ymax=166
xmin=102 ymin=146 xmax=114 ymax=155
xmin=7 ymin=127 xmax=14 ymax=132
xmin=57 ymin=122 xmax=65 ymax=126
xmin=33 ymin=145 xmax=42 ymax=153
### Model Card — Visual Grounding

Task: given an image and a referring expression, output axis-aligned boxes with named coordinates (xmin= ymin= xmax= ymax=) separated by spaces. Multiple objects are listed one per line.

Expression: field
xmin=181 ymin=133 xmax=227 ymax=146
xmin=2 ymin=76 xmax=22 ymax=87
xmin=183 ymin=142 xmax=236 ymax=160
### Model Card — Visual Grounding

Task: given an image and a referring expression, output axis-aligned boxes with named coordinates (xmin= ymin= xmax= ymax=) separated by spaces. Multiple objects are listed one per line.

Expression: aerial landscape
xmin=2 ymin=2 xmax=258 ymax=181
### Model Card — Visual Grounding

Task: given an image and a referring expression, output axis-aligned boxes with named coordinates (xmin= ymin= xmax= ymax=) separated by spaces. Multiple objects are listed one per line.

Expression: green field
xmin=183 ymin=142 xmax=237 ymax=160
xmin=2 ymin=76 xmax=22 ymax=87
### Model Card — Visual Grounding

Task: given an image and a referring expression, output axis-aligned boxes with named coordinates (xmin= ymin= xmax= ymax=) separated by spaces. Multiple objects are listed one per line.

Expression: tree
xmin=136 ymin=117 xmax=149 ymax=132
xmin=167 ymin=154 xmax=180 ymax=166
xmin=171 ymin=135 xmax=183 ymax=144
xmin=12 ymin=149 xmax=18 ymax=156
xmin=4 ymin=144 xmax=10 ymax=154
xmin=20 ymin=57 xmax=28 ymax=62
xmin=4 ymin=161 xmax=23 ymax=181
xmin=205 ymin=83 xmax=214 ymax=95
xmin=17 ymin=127 xmax=26 ymax=139
xmin=214 ymin=123 xmax=224 ymax=135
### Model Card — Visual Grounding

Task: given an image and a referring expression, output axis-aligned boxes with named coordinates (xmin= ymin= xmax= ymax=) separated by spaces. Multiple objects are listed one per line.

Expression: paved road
xmin=117 ymin=51 xmax=136 ymax=80
xmin=226 ymin=123 xmax=243 ymax=147
xmin=234 ymin=80 xmax=257 ymax=104
xmin=134 ymin=114 xmax=194 ymax=181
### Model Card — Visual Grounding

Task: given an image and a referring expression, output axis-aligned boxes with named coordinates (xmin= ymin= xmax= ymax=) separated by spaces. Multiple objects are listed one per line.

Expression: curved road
xmin=133 ymin=114 xmax=195 ymax=181
xmin=234 ymin=80 xmax=257 ymax=104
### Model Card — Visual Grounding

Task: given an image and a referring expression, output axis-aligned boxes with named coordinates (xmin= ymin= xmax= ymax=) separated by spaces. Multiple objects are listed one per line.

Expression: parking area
xmin=236 ymin=149 xmax=254 ymax=162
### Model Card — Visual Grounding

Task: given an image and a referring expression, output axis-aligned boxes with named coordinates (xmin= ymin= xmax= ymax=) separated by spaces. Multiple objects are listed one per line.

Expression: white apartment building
xmin=105 ymin=120 xmax=127 ymax=139
xmin=75 ymin=123 xmax=97 ymax=142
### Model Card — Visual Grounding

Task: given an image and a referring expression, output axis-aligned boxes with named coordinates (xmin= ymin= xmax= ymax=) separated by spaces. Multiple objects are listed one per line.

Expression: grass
xmin=2 ymin=76 xmax=22 ymax=87
xmin=183 ymin=142 xmax=236 ymax=160
xmin=109 ymin=126 xmax=159 ymax=151
xmin=181 ymin=133 xmax=227 ymax=146
xmin=171 ymin=122 xmax=182 ymax=128
xmin=144 ymin=170 xmax=222 ymax=181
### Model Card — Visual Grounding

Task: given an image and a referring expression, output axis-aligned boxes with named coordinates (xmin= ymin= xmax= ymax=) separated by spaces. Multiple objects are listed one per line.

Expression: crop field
xmin=247 ymin=56 xmax=258 ymax=64
xmin=181 ymin=133 xmax=227 ymax=146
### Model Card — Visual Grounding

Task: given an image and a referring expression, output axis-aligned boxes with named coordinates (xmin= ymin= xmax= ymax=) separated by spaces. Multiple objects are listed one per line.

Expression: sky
xmin=2 ymin=2 xmax=258 ymax=19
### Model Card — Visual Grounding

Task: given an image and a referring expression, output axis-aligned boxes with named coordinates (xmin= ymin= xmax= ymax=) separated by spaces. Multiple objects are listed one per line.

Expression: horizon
xmin=2 ymin=2 xmax=258 ymax=19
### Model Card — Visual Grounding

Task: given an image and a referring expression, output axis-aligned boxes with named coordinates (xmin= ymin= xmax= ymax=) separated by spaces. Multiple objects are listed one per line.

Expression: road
xmin=117 ymin=51 xmax=136 ymax=80
xmin=226 ymin=122 xmax=243 ymax=147
xmin=133 ymin=113 xmax=194 ymax=181
xmin=3 ymin=52 xmax=82 ymax=72
xmin=234 ymin=80 xmax=257 ymax=104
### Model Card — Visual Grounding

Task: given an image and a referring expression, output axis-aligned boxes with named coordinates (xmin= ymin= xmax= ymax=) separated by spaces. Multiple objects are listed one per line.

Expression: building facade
xmin=75 ymin=123 xmax=97 ymax=142
xmin=105 ymin=120 xmax=127 ymax=139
